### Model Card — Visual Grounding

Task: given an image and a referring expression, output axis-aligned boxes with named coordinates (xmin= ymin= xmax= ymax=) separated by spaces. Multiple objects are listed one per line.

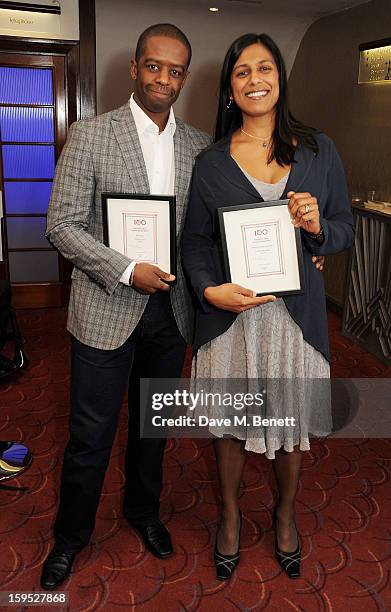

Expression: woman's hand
xmin=312 ymin=255 xmax=325 ymax=271
xmin=288 ymin=191 xmax=321 ymax=235
xmin=204 ymin=283 xmax=276 ymax=314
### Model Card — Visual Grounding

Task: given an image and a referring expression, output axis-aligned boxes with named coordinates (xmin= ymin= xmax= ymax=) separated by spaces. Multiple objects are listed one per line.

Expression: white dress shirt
xmin=120 ymin=93 xmax=176 ymax=285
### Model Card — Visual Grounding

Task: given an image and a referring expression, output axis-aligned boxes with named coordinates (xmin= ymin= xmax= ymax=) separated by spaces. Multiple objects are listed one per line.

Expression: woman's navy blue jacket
xmin=181 ymin=132 xmax=355 ymax=361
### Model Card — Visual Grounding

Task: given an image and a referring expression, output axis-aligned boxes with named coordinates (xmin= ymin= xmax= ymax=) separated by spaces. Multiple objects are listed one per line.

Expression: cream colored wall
xmin=289 ymin=0 xmax=390 ymax=201
xmin=95 ymin=0 xmax=314 ymax=133
xmin=0 ymin=0 xmax=79 ymax=40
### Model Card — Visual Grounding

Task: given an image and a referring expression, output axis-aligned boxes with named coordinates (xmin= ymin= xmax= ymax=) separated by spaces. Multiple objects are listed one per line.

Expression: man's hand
xmin=312 ymin=255 xmax=325 ymax=271
xmin=204 ymin=283 xmax=276 ymax=314
xmin=132 ymin=263 xmax=175 ymax=294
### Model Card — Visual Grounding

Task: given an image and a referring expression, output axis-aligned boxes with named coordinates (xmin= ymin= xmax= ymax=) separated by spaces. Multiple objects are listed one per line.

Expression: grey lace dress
xmin=190 ymin=166 xmax=332 ymax=459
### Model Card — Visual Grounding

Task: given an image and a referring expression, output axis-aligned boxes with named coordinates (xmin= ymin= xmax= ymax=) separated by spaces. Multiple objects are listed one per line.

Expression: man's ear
xmin=130 ymin=59 xmax=137 ymax=81
xmin=180 ymin=71 xmax=189 ymax=89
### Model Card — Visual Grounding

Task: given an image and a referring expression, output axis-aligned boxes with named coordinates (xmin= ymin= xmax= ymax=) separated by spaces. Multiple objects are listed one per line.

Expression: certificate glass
xmin=218 ymin=199 xmax=304 ymax=296
xmin=102 ymin=193 xmax=176 ymax=277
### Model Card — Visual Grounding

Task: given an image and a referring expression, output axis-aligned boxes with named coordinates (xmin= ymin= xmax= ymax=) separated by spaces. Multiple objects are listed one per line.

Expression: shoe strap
xmin=214 ymin=551 xmax=240 ymax=568
xmin=276 ymin=547 xmax=301 ymax=570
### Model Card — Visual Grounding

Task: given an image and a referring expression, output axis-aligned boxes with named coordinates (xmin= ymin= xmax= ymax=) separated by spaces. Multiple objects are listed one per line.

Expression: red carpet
xmin=1 ymin=308 xmax=390 ymax=611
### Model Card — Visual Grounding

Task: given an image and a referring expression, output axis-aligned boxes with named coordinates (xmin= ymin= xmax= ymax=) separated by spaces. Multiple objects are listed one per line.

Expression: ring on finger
xmin=305 ymin=204 xmax=311 ymax=213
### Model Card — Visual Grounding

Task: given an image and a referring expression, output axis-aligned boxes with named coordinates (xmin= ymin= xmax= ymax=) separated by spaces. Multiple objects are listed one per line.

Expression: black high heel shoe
xmin=214 ymin=510 xmax=242 ymax=581
xmin=273 ymin=509 xmax=301 ymax=579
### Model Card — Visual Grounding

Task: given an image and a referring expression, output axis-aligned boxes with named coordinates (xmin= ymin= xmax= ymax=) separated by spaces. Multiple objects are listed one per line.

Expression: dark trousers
xmin=53 ymin=292 xmax=187 ymax=553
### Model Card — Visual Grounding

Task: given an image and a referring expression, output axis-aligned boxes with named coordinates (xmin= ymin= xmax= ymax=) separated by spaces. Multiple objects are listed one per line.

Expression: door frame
xmin=0 ymin=0 xmax=96 ymax=120
xmin=0 ymin=0 xmax=96 ymax=303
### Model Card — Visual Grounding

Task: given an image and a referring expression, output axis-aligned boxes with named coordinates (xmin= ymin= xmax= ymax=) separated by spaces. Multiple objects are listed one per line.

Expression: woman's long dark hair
xmin=214 ymin=33 xmax=319 ymax=165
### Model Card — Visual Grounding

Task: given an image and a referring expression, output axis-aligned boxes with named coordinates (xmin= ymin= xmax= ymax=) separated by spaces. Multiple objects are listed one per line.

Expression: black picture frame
xmin=218 ymin=199 xmax=305 ymax=297
xmin=102 ymin=193 xmax=177 ymax=282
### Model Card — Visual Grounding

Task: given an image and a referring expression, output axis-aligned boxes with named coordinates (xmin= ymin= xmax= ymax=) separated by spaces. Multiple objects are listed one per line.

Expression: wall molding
xmin=79 ymin=0 xmax=96 ymax=118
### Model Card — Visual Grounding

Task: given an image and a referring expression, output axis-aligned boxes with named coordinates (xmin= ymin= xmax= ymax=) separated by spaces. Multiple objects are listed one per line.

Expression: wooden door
xmin=0 ymin=52 xmax=69 ymax=308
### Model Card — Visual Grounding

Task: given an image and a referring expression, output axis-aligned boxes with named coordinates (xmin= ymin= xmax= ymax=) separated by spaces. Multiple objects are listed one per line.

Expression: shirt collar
xmin=129 ymin=92 xmax=176 ymax=137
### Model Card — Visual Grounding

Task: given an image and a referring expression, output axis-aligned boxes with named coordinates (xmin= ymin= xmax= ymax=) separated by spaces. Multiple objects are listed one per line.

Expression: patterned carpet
xmin=0 ymin=308 xmax=390 ymax=611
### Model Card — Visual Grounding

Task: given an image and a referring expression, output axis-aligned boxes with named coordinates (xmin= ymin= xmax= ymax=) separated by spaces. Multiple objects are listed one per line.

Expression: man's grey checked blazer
xmin=46 ymin=102 xmax=211 ymax=349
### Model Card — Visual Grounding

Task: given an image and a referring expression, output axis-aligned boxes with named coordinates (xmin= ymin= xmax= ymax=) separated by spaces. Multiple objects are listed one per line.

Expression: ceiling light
xmin=209 ymin=7 xmax=219 ymax=12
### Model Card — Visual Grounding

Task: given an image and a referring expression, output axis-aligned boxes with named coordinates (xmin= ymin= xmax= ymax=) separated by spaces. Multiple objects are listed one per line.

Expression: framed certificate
xmin=218 ymin=199 xmax=304 ymax=296
xmin=102 ymin=193 xmax=176 ymax=278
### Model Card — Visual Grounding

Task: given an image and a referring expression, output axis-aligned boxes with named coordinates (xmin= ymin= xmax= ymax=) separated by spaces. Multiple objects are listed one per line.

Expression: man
xmin=40 ymin=23 xmax=211 ymax=590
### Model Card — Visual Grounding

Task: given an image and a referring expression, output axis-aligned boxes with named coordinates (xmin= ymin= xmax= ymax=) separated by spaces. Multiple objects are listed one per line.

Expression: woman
xmin=182 ymin=33 xmax=354 ymax=581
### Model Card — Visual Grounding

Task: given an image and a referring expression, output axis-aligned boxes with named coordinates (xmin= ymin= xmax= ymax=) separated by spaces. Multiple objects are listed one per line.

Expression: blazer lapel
xmin=211 ymin=134 xmax=317 ymax=201
xmin=174 ymin=119 xmax=194 ymax=204
xmin=111 ymin=103 xmax=150 ymax=194
xmin=224 ymin=147 xmax=264 ymax=200
xmin=281 ymin=143 xmax=316 ymax=198
xmin=212 ymin=136 xmax=266 ymax=201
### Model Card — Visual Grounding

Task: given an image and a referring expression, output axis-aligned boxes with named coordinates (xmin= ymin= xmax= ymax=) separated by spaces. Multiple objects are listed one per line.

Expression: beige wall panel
xmin=0 ymin=0 xmax=79 ymax=40
xmin=96 ymin=0 xmax=314 ymax=133
xmin=289 ymin=0 xmax=391 ymax=306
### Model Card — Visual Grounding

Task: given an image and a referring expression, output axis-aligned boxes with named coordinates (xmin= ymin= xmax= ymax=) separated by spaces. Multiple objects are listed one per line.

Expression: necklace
xmin=240 ymin=127 xmax=272 ymax=148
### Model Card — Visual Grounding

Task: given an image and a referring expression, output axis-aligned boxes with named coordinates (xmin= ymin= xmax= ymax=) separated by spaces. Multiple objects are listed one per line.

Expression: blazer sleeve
xmin=45 ymin=121 xmax=132 ymax=296
xmin=301 ymin=142 xmax=355 ymax=256
xmin=181 ymin=160 xmax=221 ymax=313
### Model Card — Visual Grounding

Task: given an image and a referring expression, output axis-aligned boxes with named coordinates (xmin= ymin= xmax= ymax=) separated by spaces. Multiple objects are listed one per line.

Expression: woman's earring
xmin=226 ymin=97 xmax=233 ymax=110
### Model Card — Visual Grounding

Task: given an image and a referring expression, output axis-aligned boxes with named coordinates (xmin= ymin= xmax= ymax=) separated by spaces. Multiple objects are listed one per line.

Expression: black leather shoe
xmin=40 ymin=548 xmax=76 ymax=590
xmin=130 ymin=521 xmax=173 ymax=558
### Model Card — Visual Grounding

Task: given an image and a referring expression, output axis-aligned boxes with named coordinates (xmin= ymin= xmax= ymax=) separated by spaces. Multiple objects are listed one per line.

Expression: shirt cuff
xmin=120 ymin=261 xmax=137 ymax=286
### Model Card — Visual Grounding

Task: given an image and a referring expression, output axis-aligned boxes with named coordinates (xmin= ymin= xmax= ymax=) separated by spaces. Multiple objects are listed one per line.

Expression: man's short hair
xmin=135 ymin=23 xmax=192 ymax=68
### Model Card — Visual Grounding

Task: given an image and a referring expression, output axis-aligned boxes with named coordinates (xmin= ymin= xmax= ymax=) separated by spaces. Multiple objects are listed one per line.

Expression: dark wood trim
xmin=0 ymin=103 xmax=54 ymax=108
xmin=1 ymin=142 xmax=55 ymax=146
xmin=11 ymin=282 xmax=62 ymax=309
xmin=8 ymin=248 xmax=53 ymax=252
xmin=7 ymin=213 xmax=48 ymax=217
xmin=359 ymin=37 xmax=391 ymax=52
xmin=0 ymin=2 xmax=61 ymax=14
xmin=79 ymin=0 xmax=96 ymax=119
xmin=66 ymin=43 xmax=79 ymax=124
xmin=4 ymin=178 xmax=52 ymax=182
xmin=0 ymin=36 xmax=78 ymax=55
xmin=0 ymin=217 xmax=7 ymax=281
xmin=52 ymin=54 xmax=67 ymax=157
xmin=0 ymin=92 xmax=8 ymax=281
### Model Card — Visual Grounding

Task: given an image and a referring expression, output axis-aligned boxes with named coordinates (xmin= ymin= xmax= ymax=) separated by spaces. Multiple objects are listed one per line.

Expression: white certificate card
xmin=102 ymin=194 xmax=176 ymax=277
xmin=219 ymin=200 xmax=304 ymax=296
xmin=123 ymin=212 xmax=158 ymax=264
